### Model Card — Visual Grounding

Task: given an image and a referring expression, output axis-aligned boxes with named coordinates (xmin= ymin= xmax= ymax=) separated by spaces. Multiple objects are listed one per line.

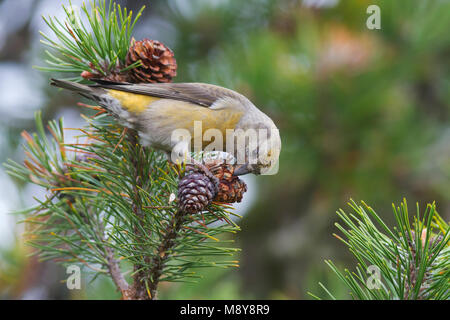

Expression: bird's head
xmin=233 ymin=123 xmax=281 ymax=176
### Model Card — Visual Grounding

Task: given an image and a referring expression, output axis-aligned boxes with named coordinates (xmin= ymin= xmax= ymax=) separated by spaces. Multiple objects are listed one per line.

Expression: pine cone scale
xmin=178 ymin=172 xmax=217 ymax=214
xmin=126 ymin=38 xmax=177 ymax=84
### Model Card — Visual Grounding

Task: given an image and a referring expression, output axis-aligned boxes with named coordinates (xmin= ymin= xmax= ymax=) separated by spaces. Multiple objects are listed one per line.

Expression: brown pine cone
xmin=206 ymin=159 xmax=234 ymax=181
xmin=214 ymin=176 xmax=247 ymax=203
xmin=178 ymin=172 xmax=217 ymax=214
xmin=126 ymin=38 xmax=177 ymax=83
xmin=204 ymin=159 xmax=248 ymax=204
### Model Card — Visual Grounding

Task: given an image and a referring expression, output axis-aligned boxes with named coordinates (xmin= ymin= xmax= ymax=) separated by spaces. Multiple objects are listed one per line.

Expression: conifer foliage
xmin=5 ymin=1 xmax=241 ymax=299
xmin=310 ymin=200 xmax=449 ymax=300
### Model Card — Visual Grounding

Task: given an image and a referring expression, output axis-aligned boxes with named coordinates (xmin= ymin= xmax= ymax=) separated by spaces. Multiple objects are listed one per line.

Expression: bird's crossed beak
xmin=233 ymin=164 xmax=252 ymax=176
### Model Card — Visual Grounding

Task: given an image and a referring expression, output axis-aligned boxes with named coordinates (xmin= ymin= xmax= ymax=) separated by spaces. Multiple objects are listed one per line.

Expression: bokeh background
xmin=0 ymin=0 xmax=449 ymax=299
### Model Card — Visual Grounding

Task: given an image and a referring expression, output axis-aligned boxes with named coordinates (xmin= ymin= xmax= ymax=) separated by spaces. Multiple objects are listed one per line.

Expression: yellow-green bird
xmin=50 ymin=79 xmax=281 ymax=175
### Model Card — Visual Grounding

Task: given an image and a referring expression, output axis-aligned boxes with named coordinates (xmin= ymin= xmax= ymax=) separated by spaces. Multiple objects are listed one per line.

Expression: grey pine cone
xmin=178 ymin=172 xmax=217 ymax=214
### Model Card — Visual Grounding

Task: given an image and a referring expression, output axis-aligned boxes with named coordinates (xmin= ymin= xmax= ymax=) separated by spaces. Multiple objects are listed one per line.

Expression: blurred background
xmin=0 ymin=0 xmax=449 ymax=299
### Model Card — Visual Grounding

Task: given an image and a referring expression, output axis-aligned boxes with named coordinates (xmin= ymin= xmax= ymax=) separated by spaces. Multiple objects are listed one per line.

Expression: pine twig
xmin=6 ymin=108 xmax=241 ymax=300
xmin=105 ymin=246 xmax=131 ymax=299
xmin=8 ymin=0 xmax=243 ymax=300
xmin=148 ymin=209 xmax=188 ymax=300
xmin=97 ymin=214 xmax=130 ymax=299
xmin=127 ymin=129 xmax=150 ymax=300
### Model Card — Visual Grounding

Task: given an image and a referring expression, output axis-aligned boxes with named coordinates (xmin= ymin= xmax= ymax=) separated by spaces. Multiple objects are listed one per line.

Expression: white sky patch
xmin=0 ymin=170 xmax=20 ymax=249
xmin=0 ymin=63 xmax=45 ymax=120
xmin=231 ymin=174 xmax=256 ymax=219
xmin=30 ymin=0 xmax=84 ymax=41
xmin=302 ymin=0 xmax=339 ymax=9
xmin=23 ymin=182 xmax=48 ymax=208
xmin=55 ymin=107 xmax=88 ymax=143
xmin=0 ymin=0 xmax=34 ymax=50
xmin=168 ymin=0 xmax=231 ymax=20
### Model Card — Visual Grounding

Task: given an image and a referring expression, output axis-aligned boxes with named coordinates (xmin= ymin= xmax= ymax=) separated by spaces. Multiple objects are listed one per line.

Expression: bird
xmin=50 ymin=79 xmax=281 ymax=176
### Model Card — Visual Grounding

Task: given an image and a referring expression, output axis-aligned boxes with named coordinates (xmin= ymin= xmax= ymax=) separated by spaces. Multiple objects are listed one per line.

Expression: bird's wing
xmin=91 ymin=80 xmax=245 ymax=108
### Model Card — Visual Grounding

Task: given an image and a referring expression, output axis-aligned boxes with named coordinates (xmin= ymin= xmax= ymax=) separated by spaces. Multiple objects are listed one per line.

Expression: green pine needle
xmin=35 ymin=0 xmax=145 ymax=82
xmin=312 ymin=199 xmax=449 ymax=300
xmin=4 ymin=112 xmax=241 ymax=294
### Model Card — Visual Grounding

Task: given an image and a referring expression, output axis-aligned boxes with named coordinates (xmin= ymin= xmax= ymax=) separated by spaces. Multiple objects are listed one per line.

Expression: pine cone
xmin=204 ymin=159 xmax=248 ymax=204
xmin=214 ymin=176 xmax=247 ymax=203
xmin=178 ymin=172 xmax=217 ymax=214
xmin=177 ymin=159 xmax=248 ymax=213
xmin=126 ymin=38 xmax=177 ymax=83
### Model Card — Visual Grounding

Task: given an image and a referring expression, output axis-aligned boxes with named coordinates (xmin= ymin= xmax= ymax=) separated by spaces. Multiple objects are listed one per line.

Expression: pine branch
xmin=5 ymin=111 xmax=241 ymax=299
xmin=309 ymin=199 xmax=449 ymax=300
xmin=97 ymin=212 xmax=130 ymax=298
xmin=35 ymin=0 xmax=144 ymax=82
xmin=8 ymin=1 xmax=242 ymax=300
xmin=105 ymin=246 xmax=130 ymax=298
xmin=127 ymin=129 xmax=150 ymax=300
xmin=148 ymin=209 xmax=187 ymax=300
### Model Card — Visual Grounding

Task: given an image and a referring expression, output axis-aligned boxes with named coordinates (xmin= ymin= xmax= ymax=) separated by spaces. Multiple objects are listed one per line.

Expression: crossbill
xmin=51 ymin=79 xmax=281 ymax=175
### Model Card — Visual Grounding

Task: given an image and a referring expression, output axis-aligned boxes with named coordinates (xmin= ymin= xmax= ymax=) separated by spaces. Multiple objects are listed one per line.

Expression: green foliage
xmin=165 ymin=1 xmax=449 ymax=298
xmin=0 ymin=242 xmax=27 ymax=298
xmin=36 ymin=0 xmax=145 ymax=81
xmin=3 ymin=0 xmax=244 ymax=299
xmin=3 ymin=0 xmax=449 ymax=299
xmin=4 ymin=112 xmax=240 ymax=298
xmin=310 ymin=200 xmax=449 ymax=300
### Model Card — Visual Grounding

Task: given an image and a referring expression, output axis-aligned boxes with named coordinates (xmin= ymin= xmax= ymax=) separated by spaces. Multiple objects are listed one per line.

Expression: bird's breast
xmin=144 ymin=100 xmax=244 ymax=150
xmin=107 ymin=89 xmax=160 ymax=114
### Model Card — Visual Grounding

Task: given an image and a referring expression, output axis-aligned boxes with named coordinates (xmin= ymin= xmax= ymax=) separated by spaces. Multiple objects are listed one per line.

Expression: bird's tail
xmin=50 ymin=78 xmax=104 ymax=101
xmin=50 ymin=78 xmax=137 ymax=128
